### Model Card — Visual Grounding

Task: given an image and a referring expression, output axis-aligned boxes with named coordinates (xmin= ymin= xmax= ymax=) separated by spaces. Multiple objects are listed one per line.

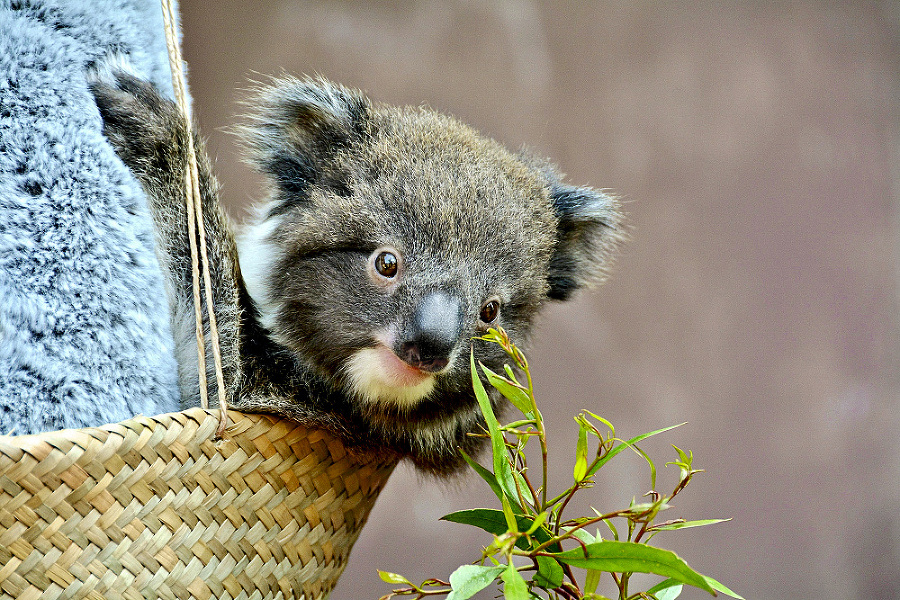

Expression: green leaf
xmin=504 ymin=418 xmax=539 ymax=429
xmin=501 ymin=563 xmax=529 ymax=600
xmin=524 ymin=511 xmax=548 ymax=536
xmin=652 ymin=519 xmax=731 ymax=532
xmin=550 ymin=541 xmax=716 ymax=595
xmin=704 ymin=575 xmax=745 ymax=599
xmin=378 ymin=571 xmax=411 ymax=585
xmin=503 ymin=364 xmax=520 ymax=385
xmin=672 ymin=444 xmax=692 ymax=466
xmin=459 ymin=449 xmax=503 ymax=503
xmin=584 ymin=568 xmax=602 ymax=595
xmin=512 ymin=467 xmax=536 ymax=506
xmin=621 ymin=501 xmax=670 ymax=518
xmin=631 ymin=442 xmax=657 ymax=490
xmin=533 ymin=556 xmax=565 ymax=589
xmin=583 ymin=410 xmax=614 ymax=437
xmin=441 ymin=509 xmax=557 ymax=550
xmin=477 ymin=327 xmax=506 ymax=347
xmin=604 ymin=518 xmax=620 ymax=541
xmin=647 ymin=575 xmax=738 ymax=600
xmin=482 ymin=364 xmax=533 ymax=416
xmin=471 ymin=350 xmax=521 ymax=509
xmin=574 ymin=417 xmax=589 ymax=483
xmin=668 ymin=445 xmax=695 ymax=479
xmin=587 ymin=424 xmax=685 ymax=479
xmin=442 ymin=508 xmax=509 ymax=535
xmin=646 ymin=578 xmax=682 ymax=597
xmin=656 ymin=583 xmax=684 ymax=600
xmin=502 ymin=495 xmax=518 ymax=533
xmin=567 ymin=526 xmax=598 ymax=545
xmin=446 ymin=564 xmax=505 ymax=600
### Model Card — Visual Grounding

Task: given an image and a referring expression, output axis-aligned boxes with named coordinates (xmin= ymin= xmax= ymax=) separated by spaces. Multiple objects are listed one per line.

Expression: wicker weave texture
xmin=0 ymin=409 xmax=397 ymax=600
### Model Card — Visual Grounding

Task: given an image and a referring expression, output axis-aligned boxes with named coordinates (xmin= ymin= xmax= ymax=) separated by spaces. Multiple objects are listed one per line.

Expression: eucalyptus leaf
xmin=587 ymin=424 xmax=686 ymax=479
xmin=459 ymin=449 xmax=503 ymax=503
xmin=441 ymin=508 xmax=510 ymax=535
xmin=669 ymin=444 xmax=694 ymax=479
xmin=704 ymin=575 xmax=745 ymax=599
xmin=525 ymin=511 xmax=548 ymax=535
xmin=630 ymin=442 xmax=657 ymax=491
xmin=604 ymin=518 xmax=620 ymax=541
xmin=574 ymin=418 xmax=589 ymax=482
xmin=501 ymin=563 xmax=529 ymax=600
xmin=378 ymin=571 xmax=411 ymax=585
xmin=504 ymin=418 xmax=539 ymax=429
xmin=550 ymin=541 xmax=716 ymax=595
xmin=503 ymin=363 xmax=520 ymax=384
xmin=441 ymin=508 xmax=557 ymax=550
xmin=446 ymin=565 xmax=505 ymax=600
xmin=672 ymin=444 xmax=692 ymax=465
xmin=482 ymin=364 xmax=533 ymax=415
xmin=584 ymin=568 xmax=602 ymax=595
xmin=645 ymin=578 xmax=681 ymax=596
xmin=583 ymin=410 xmax=615 ymax=437
xmin=656 ymin=583 xmax=684 ymax=600
xmin=502 ymin=495 xmax=518 ymax=532
xmin=533 ymin=555 xmax=565 ymax=589
xmin=470 ymin=350 xmax=522 ymax=509
xmin=567 ymin=526 xmax=598 ymax=545
xmin=513 ymin=468 xmax=535 ymax=506
xmin=653 ymin=519 xmax=731 ymax=532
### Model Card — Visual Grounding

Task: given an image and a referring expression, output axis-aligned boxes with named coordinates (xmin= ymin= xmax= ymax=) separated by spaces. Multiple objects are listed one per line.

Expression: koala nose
xmin=398 ymin=291 xmax=463 ymax=373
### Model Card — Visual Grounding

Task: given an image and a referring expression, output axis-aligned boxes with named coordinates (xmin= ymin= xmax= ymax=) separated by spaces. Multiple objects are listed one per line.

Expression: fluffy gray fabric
xmin=0 ymin=0 xmax=181 ymax=434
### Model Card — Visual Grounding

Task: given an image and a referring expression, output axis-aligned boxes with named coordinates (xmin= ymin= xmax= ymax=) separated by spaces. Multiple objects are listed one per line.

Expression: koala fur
xmin=89 ymin=69 xmax=622 ymax=476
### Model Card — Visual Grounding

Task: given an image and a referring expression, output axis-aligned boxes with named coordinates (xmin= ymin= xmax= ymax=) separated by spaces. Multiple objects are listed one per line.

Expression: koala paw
xmin=87 ymin=55 xmax=185 ymax=176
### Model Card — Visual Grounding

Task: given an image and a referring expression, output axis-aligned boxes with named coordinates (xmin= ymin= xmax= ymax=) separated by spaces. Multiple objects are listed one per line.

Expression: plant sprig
xmin=379 ymin=328 xmax=742 ymax=600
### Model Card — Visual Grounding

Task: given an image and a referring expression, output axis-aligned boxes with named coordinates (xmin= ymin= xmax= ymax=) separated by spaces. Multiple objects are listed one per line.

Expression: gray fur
xmin=0 ymin=0 xmax=181 ymax=434
xmin=89 ymin=71 xmax=623 ymax=475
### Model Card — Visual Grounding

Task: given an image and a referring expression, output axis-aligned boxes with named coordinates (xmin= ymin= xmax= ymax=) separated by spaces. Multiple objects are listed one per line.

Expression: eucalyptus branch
xmin=519 ymin=463 xmax=541 ymax=513
xmin=553 ymin=483 xmax=582 ymax=536
xmin=520 ymin=354 xmax=549 ymax=509
xmin=379 ymin=328 xmax=741 ymax=600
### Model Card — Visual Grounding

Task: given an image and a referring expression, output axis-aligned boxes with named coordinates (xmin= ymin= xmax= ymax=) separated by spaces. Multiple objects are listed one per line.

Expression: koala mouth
xmin=375 ymin=344 xmax=435 ymax=386
xmin=343 ymin=344 xmax=439 ymax=409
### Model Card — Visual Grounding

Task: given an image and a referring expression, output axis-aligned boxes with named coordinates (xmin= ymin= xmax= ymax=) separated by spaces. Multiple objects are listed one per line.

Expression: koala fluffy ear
xmin=546 ymin=180 xmax=623 ymax=301
xmin=239 ymin=76 xmax=370 ymax=202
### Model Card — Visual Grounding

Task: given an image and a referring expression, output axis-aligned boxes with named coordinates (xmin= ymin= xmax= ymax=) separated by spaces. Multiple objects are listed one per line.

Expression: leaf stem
xmin=518 ymin=349 xmax=549 ymax=510
xmin=552 ymin=480 xmax=586 ymax=536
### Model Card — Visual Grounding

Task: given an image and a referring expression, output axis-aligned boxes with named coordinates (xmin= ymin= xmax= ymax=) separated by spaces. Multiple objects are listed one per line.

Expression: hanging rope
xmin=160 ymin=0 xmax=229 ymax=437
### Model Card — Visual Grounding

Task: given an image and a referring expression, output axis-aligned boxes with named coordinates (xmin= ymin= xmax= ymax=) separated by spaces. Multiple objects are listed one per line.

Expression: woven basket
xmin=0 ymin=408 xmax=397 ymax=600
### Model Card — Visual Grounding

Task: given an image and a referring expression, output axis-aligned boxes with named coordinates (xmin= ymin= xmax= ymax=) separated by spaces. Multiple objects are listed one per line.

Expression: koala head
xmin=236 ymin=77 xmax=621 ymax=472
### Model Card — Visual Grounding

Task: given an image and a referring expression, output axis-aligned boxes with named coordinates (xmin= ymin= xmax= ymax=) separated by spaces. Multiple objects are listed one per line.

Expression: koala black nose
xmin=398 ymin=291 xmax=463 ymax=373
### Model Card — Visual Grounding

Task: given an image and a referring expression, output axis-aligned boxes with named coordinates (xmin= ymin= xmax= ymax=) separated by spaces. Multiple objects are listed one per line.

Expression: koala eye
xmin=374 ymin=251 xmax=398 ymax=277
xmin=479 ymin=298 xmax=501 ymax=324
xmin=369 ymin=248 xmax=402 ymax=286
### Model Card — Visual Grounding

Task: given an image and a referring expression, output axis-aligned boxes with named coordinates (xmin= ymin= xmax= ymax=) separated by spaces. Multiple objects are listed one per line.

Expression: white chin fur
xmin=344 ymin=347 xmax=437 ymax=409
xmin=236 ymin=206 xmax=283 ymax=333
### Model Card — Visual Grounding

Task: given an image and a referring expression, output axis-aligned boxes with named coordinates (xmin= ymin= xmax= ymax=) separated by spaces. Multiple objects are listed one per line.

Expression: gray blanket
xmin=0 ymin=0 xmax=181 ymax=434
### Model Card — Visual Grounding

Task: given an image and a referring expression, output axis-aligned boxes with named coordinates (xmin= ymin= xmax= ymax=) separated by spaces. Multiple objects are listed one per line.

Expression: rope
xmin=160 ymin=0 xmax=229 ymax=437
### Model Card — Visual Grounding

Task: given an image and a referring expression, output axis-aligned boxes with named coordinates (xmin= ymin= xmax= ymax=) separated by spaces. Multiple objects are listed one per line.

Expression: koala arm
xmin=89 ymin=71 xmax=243 ymax=406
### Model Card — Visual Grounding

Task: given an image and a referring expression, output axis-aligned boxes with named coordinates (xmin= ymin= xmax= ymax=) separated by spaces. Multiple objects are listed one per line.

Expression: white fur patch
xmin=236 ymin=205 xmax=283 ymax=332
xmin=344 ymin=346 xmax=437 ymax=409
xmin=86 ymin=52 xmax=141 ymax=86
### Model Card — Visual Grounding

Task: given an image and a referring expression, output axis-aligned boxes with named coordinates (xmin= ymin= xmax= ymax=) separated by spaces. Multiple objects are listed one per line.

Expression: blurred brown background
xmin=179 ymin=2 xmax=899 ymax=598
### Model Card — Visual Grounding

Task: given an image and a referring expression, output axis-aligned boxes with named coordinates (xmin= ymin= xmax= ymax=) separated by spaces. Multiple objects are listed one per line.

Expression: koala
xmin=89 ymin=69 xmax=622 ymax=476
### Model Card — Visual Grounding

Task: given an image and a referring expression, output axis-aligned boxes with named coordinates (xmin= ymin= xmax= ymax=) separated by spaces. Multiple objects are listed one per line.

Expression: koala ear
xmin=546 ymin=180 xmax=623 ymax=301
xmin=239 ymin=76 xmax=370 ymax=204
